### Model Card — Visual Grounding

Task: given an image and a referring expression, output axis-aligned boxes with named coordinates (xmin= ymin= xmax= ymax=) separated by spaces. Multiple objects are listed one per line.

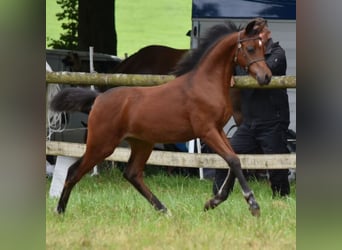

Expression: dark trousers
xmin=213 ymin=120 xmax=290 ymax=198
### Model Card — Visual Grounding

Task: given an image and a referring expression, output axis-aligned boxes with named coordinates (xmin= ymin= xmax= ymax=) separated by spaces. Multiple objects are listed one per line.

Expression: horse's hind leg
xmin=56 ymin=143 xmax=116 ymax=214
xmin=202 ymin=130 xmax=260 ymax=216
xmin=56 ymin=157 xmax=83 ymax=213
xmin=124 ymin=139 xmax=167 ymax=213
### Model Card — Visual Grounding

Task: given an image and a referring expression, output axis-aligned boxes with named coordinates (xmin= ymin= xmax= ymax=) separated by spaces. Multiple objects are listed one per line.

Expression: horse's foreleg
xmin=124 ymin=139 xmax=167 ymax=213
xmin=202 ymin=130 xmax=260 ymax=216
xmin=221 ymin=154 xmax=260 ymax=216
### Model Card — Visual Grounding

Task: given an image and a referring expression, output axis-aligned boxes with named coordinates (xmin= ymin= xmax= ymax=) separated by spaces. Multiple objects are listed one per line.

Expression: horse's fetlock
xmin=243 ymin=190 xmax=254 ymax=201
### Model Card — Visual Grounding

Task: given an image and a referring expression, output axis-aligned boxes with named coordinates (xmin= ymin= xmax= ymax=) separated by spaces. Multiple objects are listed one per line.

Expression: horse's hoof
xmin=156 ymin=207 xmax=172 ymax=217
xmin=243 ymin=191 xmax=260 ymax=217
xmin=204 ymin=198 xmax=220 ymax=211
xmin=249 ymin=201 xmax=260 ymax=217
xmin=156 ymin=206 xmax=169 ymax=214
xmin=204 ymin=200 xmax=211 ymax=211
xmin=55 ymin=205 xmax=65 ymax=214
xmin=164 ymin=209 xmax=172 ymax=217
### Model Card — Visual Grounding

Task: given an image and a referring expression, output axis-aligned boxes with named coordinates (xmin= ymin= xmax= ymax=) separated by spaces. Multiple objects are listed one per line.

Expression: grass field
xmin=46 ymin=167 xmax=296 ymax=249
xmin=46 ymin=0 xmax=192 ymax=58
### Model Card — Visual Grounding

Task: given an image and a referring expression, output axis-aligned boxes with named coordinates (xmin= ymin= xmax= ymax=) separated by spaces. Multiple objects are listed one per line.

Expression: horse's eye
xmin=246 ymin=46 xmax=255 ymax=53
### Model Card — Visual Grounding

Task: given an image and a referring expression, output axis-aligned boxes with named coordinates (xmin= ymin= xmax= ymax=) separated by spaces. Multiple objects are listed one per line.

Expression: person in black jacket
xmin=212 ymin=18 xmax=291 ymax=199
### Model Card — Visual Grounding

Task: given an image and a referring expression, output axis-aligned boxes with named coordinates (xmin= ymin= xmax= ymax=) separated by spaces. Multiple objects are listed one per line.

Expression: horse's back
xmin=94 ymin=80 xmax=187 ymax=115
xmin=112 ymin=45 xmax=188 ymax=74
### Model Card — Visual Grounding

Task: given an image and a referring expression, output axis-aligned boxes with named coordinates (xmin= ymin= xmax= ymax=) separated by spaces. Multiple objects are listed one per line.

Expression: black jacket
xmin=236 ymin=38 xmax=290 ymax=124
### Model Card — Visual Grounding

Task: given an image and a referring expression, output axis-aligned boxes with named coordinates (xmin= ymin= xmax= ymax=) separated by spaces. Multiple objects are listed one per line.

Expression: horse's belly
xmin=128 ymin=119 xmax=195 ymax=143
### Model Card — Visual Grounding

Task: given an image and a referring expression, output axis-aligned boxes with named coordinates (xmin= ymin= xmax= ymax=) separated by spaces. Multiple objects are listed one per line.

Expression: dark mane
xmin=172 ymin=21 xmax=242 ymax=76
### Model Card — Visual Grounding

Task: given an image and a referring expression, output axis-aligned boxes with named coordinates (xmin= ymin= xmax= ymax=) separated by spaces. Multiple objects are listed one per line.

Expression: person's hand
xmin=230 ymin=77 xmax=235 ymax=87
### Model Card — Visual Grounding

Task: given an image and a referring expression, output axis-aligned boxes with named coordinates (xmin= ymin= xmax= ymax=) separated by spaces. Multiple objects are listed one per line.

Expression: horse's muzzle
xmin=257 ymin=73 xmax=272 ymax=85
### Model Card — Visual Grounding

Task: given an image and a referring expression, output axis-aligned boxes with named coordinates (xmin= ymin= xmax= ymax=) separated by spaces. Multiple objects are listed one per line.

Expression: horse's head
xmin=234 ymin=18 xmax=272 ymax=85
xmin=62 ymin=52 xmax=84 ymax=72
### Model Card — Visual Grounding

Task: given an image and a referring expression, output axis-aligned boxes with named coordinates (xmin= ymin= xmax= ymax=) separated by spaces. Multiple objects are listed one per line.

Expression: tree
xmin=48 ymin=0 xmax=117 ymax=55
xmin=48 ymin=0 xmax=78 ymax=50
xmin=78 ymin=0 xmax=117 ymax=55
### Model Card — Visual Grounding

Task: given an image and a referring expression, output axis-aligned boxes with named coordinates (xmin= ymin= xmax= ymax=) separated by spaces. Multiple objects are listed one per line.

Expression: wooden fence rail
xmin=46 ymin=72 xmax=296 ymax=88
xmin=46 ymin=141 xmax=296 ymax=169
xmin=46 ymin=72 xmax=296 ymax=170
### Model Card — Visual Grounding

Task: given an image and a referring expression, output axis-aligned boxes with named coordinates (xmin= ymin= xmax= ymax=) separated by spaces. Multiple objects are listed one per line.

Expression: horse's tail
xmin=50 ymin=87 xmax=99 ymax=114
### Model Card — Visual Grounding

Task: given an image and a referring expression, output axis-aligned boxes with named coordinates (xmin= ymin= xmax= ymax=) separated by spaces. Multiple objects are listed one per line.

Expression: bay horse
xmin=50 ymin=19 xmax=271 ymax=216
xmin=110 ymin=45 xmax=188 ymax=75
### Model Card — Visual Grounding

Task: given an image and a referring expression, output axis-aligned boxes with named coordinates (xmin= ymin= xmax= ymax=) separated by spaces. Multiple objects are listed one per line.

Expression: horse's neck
xmin=196 ymin=33 xmax=238 ymax=85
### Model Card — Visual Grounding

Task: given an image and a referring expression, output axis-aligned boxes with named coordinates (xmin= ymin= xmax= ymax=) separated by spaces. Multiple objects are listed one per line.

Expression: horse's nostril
xmin=256 ymin=74 xmax=271 ymax=85
xmin=266 ymin=74 xmax=270 ymax=83
xmin=263 ymin=74 xmax=271 ymax=85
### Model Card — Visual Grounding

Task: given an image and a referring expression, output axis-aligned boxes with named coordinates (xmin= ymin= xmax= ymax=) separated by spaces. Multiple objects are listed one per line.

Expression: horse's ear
xmin=245 ymin=20 xmax=257 ymax=36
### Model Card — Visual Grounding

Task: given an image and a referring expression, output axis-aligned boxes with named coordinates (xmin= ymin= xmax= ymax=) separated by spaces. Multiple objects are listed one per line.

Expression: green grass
xmin=46 ymin=167 xmax=296 ymax=249
xmin=46 ymin=0 xmax=192 ymax=58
